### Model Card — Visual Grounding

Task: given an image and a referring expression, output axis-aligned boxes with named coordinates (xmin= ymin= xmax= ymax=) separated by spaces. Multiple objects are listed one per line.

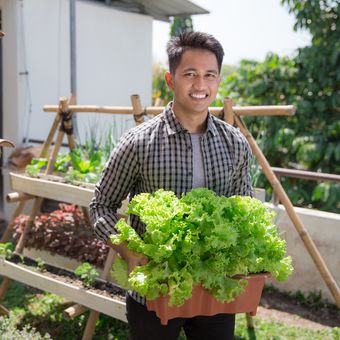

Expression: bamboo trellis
xmin=1 ymin=95 xmax=339 ymax=339
xmin=129 ymin=94 xmax=340 ymax=312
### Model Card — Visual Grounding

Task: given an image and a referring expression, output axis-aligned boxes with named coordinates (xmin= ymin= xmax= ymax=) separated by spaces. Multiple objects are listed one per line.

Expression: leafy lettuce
xmin=110 ymin=188 xmax=293 ymax=306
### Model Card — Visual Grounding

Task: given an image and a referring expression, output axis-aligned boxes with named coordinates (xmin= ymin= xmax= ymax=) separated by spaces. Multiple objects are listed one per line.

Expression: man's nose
xmin=193 ymin=76 xmax=205 ymax=89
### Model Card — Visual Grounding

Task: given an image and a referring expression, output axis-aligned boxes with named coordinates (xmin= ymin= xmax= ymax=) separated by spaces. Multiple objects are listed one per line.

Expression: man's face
xmin=165 ymin=48 xmax=221 ymax=116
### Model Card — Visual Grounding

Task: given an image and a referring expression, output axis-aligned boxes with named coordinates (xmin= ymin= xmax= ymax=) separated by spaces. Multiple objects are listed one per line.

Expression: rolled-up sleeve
xmin=89 ymin=131 xmax=139 ymax=242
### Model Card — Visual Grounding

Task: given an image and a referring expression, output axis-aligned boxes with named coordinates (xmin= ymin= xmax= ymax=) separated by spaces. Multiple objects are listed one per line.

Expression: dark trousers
xmin=126 ymin=295 xmax=235 ymax=340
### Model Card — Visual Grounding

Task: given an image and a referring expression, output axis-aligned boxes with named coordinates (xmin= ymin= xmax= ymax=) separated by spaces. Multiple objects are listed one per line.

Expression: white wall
xmin=267 ymin=204 xmax=340 ymax=304
xmin=1 ymin=0 xmax=153 ymax=219
xmin=76 ymin=1 xmax=152 ymax=142
xmin=15 ymin=0 xmax=152 ymax=143
xmin=1 ymin=0 xmax=21 ymax=146
xmin=1 ymin=0 xmax=153 ymax=146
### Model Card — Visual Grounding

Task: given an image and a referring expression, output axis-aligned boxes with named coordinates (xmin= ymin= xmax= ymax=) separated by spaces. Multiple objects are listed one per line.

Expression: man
xmin=90 ymin=31 xmax=253 ymax=339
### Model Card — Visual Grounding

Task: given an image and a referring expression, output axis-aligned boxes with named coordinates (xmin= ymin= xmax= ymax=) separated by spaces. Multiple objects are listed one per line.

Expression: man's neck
xmin=172 ymin=106 xmax=208 ymax=134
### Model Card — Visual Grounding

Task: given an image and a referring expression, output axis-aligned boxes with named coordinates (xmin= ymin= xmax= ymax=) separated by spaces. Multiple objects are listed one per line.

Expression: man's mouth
xmin=190 ymin=93 xmax=209 ymax=99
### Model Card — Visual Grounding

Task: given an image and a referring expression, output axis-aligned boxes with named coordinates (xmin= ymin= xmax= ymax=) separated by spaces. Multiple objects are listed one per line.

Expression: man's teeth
xmin=190 ymin=93 xmax=207 ymax=99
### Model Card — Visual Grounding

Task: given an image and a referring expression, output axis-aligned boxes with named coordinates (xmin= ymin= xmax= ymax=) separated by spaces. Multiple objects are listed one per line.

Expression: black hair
xmin=166 ymin=31 xmax=224 ymax=74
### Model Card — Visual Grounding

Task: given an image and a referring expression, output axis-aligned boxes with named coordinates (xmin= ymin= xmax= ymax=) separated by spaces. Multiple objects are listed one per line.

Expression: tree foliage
xmin=170 ymin=16 xmax=194 ymax=37
xmin=217 ymin=0 xmax=340 ymax=212
xmin=152 ymin=16 xmax=194 ymax=105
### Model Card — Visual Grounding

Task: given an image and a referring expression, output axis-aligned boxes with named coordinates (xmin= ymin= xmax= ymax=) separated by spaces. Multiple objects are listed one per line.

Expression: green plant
xmin=111 ymin=188 xmax=293 ymax=306
xmin=1 ymin=281 xmax=339 ymax=339
xmin=35 ymin=258 xmax=46 ymax=272
xmin=74 ymin=262 xmax=99 ymax=287
xmin=0 ymin=242 xmax=14 ymax=259
xmin=0 ymin=312 xmax=51 ymax=339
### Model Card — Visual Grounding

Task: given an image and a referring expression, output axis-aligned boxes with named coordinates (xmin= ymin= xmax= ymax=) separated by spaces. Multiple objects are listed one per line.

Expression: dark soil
xmin=260 ymin=286 xmax=340 ymax=329
xmin=8 ymin=253 xmax=126 ymax=302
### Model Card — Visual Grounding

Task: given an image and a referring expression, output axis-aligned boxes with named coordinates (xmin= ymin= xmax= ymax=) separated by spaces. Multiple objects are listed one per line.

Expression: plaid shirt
xmin=89 ymin=102 xmax=253 ymax=303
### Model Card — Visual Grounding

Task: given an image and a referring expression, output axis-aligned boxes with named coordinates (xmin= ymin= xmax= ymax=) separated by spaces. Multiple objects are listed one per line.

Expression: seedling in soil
xmin=75 ymin=262 xmax=99 ymax=287
xmin=0 ymin=242 xmax=14 ymax=259
xmin=35 ymin=257 xmax=46 ymax=272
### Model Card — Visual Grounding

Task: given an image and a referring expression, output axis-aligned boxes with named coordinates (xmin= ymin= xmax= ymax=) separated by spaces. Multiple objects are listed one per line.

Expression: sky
xmin=152 ymin=0 xmax=311 ymax=66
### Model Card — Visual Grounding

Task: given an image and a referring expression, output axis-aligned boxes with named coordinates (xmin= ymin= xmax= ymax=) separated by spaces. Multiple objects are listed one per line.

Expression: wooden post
xmin=131 ymin=94 xmax=145 ymax=125
xmin=245 ymin=312 xmax=254 ymax=328
xmin=40 ymin=113 xmax=61 ymax=158
xmin=46 ymin=98 xmax=69 ymax=173
xmin=63 ymin=303 xmax=87 ymax=320
xmin=0 ymin=200 xmax=27 ymax=243
xmin=232 ymin=110 xmax=340 ymax=307
xmin=6 ymin=192 xmax=34 ymax=204
xmin=223 ymin=97 xmax=234 ymax=126
xmin=82 ymin=248 xmax=116 ymax=340
xmin=15 ymin=197 xmax=43 ymax=254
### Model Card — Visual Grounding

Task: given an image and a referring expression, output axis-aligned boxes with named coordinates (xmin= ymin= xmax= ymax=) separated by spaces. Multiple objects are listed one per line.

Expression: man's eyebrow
xmin=182 ymin=68 xmax=218 ymax=74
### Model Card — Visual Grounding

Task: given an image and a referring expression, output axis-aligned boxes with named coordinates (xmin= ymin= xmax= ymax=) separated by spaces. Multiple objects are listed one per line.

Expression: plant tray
xmin=146 ymin=273 xmax=269 ymax=325
xmin=10 ymin=172 xmax=94 ymax=206
xmin=0 ymin=257 xmax=127 ymax=322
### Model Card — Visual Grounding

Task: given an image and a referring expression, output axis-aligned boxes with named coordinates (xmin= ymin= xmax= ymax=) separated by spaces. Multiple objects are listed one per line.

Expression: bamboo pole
xmin=15 ymin=197 xmax=43 ymax=254
xmin=0 ymin=304 xmax=9 ymax=316
xmin=0 ymin=200 xmax=27 ymax=243
xmin=245 ymin=313 xmax=254 ymax=328
xmin=232 ymin=111 xmax=340 ymax=307
xmin=46 ymin=98 xmax=69 ymax=173
xmin=43 ymin=104 xmax=295 ymax=117
xmin=0 ymin=278 xmax=11 ymax=300
xmin=40 ymin=112 xmax=61 ymax=158
xmin=63 ymin=303 xmax=87 ymax=320
xmin=131 ymin=94 xmax=145 ymax=125
xmin=223 ymin=97 xmax=234 ymax=125
xmin=6 ymin=192 xmax=34 ymax=204
xmin=82 ymin=248 xmax=116 ymax=340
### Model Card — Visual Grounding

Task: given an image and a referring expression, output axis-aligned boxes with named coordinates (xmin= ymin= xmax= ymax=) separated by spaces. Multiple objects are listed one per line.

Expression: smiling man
xmin=90 ymin=32 xmax=253 ymax=340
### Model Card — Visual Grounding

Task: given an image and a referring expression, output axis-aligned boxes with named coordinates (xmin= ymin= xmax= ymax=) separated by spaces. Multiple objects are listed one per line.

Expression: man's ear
xmin=165 ymin=71 xmax=174 ymax=90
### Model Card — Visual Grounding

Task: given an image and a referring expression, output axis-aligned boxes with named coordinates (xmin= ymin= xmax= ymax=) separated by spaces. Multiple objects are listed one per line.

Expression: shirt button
xmin=188 ymin=172 xmax=192 ymax=176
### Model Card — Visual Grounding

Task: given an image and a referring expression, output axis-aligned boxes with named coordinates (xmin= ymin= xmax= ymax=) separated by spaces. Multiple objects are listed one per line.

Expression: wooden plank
xmin=9 ymin=172 xmax=129 ymax=214
xmin=10 ymin=172 xmax=94 ymax=207
xmin=0 ymin=258 xmax=127 ymax=322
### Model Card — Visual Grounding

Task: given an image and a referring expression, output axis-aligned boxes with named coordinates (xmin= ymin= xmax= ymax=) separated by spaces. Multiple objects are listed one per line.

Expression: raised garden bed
xmin=12 ymin=204 xmax=108 ymax=268
xmin=10 ymin=172 xmax=94 ymax=207
xmin=0 ymin=253 xmax=127 ymax=322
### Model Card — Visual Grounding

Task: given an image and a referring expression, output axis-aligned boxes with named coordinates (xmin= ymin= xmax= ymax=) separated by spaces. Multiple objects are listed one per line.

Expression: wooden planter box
xmin=9 ymin=172 xmax=128 ymax=212
xmin=146 ymin=273 xmax=269 ymax=325
xmin=10 ymin=172 xmax=94 ymax=207
xmin=0 ymin=257 xmax=127 ymax=322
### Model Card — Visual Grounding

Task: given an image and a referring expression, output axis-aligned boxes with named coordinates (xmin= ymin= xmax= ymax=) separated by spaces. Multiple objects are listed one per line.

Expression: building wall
xmin=1 ymin=0 xmax=153 ymax=219
xmin=267 ymin=204 xmax=340 ymax=304
xmin=0 ymin=0 xmax=21 ymax=148
xmin=15 ymin=0 xmax=153 ymax=143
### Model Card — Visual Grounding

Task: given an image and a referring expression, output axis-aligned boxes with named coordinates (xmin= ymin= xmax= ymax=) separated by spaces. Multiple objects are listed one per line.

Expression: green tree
xmin=170 ymin=16 xmax=194 ymax=37
xmin=152 ymin=16 xmax=194 ymax=105
xmin=218 ymin=0 xmax=340 ymax=212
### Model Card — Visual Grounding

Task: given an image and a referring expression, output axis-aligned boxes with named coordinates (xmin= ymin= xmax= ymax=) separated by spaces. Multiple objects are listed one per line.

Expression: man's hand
xmin=107 ymin=240 xmax=148 ymax=273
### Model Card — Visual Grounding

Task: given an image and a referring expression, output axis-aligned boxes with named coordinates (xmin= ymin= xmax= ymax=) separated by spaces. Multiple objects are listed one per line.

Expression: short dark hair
xmin=166 ymin=31 xmax=224 ymax=74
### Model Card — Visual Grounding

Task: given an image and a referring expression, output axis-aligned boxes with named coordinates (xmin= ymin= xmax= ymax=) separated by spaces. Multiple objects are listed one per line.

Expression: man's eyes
xmin=206 ymin=73 xmax=217 ymax=78
xmin=184 ymin=72 xmax=217 ymax=78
